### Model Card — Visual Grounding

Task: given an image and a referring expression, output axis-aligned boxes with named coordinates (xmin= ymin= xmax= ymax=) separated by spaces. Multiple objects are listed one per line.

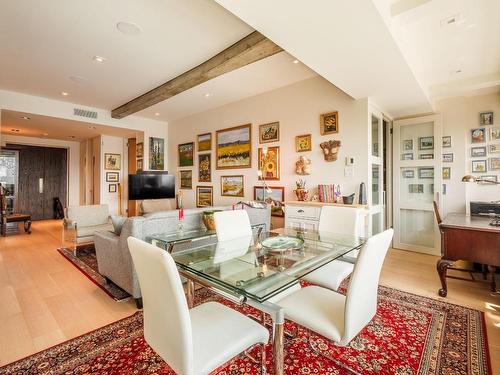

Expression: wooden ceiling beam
xmin=111 ymin=31 xmax=283 ymax=119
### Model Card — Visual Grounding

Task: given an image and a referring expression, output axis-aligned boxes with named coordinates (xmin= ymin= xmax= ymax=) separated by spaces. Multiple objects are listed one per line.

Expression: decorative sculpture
xmin=293 ymin=179 xmax=309 ymax=201
xmin=295 ymin=155 xmax=311 ymax=175
xmin=319 ymin=140 xmax=341 ymax=161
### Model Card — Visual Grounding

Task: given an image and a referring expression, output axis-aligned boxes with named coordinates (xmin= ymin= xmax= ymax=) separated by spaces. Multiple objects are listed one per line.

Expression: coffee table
xmin=1 ymin=213 xmax=32 ymax=236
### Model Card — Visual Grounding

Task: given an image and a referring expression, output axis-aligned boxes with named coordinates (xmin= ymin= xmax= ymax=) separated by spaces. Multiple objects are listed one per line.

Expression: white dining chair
xmin=303 ymin=206 xmax=365 ymax=291
xmin=214 ymin=209 xmax=253 ymax=241
xmin=127 ymin=237 xmax=269 ymax=375
xmin=277 ymin=229 xmax=393 ymax=348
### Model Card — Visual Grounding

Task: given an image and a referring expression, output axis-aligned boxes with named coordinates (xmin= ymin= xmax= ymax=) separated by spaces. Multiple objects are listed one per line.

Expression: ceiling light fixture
xmin=204 ymin=93 xmax=211 ymax=97
xmin=155 ymin=112 xmax=160 ymax=116
xmin=292 ymin=59 xmax=300 ymax=64
xmin=68 ymin=135 xmax=76 ymax=139
xmin=61 ymin=91 xmax=69 ymax=96
xmin=93 ymin=55 xmax=107 ymax=63
xmin=88 ymin=126 xmax=96 ymax=130
xmin=20 ymin=116 xmax=31 ymax=120
xmin=116 ymin=21 xmax=142 ymax=35
xmin=10 ymin=129 xmax=20 ymax=132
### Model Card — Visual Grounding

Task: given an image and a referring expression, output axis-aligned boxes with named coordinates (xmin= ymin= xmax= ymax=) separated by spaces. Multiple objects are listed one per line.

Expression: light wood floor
xmin=0 ymin=220 xmax=498 ymax=372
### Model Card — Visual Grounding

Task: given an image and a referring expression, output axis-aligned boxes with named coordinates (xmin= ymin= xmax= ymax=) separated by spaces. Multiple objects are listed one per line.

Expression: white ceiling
xmin=1 ymin=110 xmax=138 ymax=142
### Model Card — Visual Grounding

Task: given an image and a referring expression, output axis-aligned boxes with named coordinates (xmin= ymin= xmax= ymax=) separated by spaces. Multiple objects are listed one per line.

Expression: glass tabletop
xmin=171 ymin=228 xmax=365 ymax=303
xmin=146 ymin=228 xmax=216 ymax=250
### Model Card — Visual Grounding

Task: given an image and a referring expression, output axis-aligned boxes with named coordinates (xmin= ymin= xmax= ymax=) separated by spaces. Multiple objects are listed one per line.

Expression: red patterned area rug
xmin=0 ymin=286 xmax=491 ymax=375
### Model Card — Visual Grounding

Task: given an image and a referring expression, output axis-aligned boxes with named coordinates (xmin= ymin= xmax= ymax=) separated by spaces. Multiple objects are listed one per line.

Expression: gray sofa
xmin=94 ymin=205 xmax=270 ymax=307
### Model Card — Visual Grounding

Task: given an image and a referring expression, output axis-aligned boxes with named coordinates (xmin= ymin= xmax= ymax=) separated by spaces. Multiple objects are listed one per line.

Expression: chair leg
xmin=260 ymin=342 xmax=266 ymax=375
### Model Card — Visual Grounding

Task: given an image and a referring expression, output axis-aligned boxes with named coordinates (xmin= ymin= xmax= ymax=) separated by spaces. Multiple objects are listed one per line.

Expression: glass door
xmin=0 ymin=149 xmax=19 ymax=214
xmin=369 ymin=111 xmax=384 ymax=235
xmin=393 ymin=115 xmax=442 ymax=255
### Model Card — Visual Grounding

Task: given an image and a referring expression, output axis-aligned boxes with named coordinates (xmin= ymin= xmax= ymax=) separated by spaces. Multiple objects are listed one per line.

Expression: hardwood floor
xmin=0 ymin=220 xmax=498 ymax=372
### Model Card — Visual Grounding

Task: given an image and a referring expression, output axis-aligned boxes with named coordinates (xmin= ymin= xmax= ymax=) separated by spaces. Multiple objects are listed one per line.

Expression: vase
xmin=294 ymin=188 xmax=309 ymax=201
xmin=202 ymin=210 xmax=221 ymax=230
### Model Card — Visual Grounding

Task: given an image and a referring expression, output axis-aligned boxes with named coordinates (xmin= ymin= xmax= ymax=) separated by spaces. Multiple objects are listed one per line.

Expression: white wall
xmin=168 ymin=77 xmax=369 ymax=208
xmin=436 ymin=92 xmax=500 ymax=215
xmin=100 ymin=135 xmax=128 ymax=216
xmin=1 ymin=134 xmax=80 ymax=206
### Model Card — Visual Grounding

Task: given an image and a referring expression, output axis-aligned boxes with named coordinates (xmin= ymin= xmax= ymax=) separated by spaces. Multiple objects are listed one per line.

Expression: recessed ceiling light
xmin=116 ymin=21 xmax=142 ymax=35
xmin=20 ymin=116 xmax=30 ymax=120
xmin=69 ymin=75 xmax=88 ymax=83
xmin=204 ymin=93 xmax=211 ymax=97
xmin=10 ymin=129 xmax=20 ymax=132
xmin=292 ymin=59 xmax=300 ymax=64
xmin=61 ymin=91 xmax=69 ymax=96
xmin=93 ymin=55 xmax=107 ymax=63
xmin=154 ymin=112 xmax=160 ymax=116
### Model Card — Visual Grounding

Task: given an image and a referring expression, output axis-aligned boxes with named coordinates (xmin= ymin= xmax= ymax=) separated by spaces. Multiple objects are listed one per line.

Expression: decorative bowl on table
xmin=261 ymin=235 xmax=304 ymax=252
xmin=202 ymin=210 xmax=221 ymax=230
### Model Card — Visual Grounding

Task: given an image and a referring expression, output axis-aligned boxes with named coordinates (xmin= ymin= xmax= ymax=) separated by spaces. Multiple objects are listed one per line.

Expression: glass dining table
xmin=148 ymin=228 xmax=365 ymax=375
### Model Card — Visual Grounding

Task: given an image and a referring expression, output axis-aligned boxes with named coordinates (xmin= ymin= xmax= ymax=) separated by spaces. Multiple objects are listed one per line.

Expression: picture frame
xmin=104 ymin=153 xmax=121 ymax=170
xmin=471 ymin=128 xmax=486 ymax=143
xmin=150 ymin=137 xmax=165 ymax=170
xmin=490 ymin=157 xmax=500 ymax=170
xmin=197 ymin=133 xmax=212 ymax=152
xmin=295 ymin=134 xmax=312 ymax=152
xmin=136 ymin=159 xmax=143 ymax=172
xmin=196 ymin=186 xmax=213 ymax=207
xmin=442 ymin=136 xmax=451 ymax=148
xmin=320 ymin=111 xmax=339 ymax=135
xmin=408 ymin=184 xmax=423 ymax=193
xmin=258 ymin=146 xmax=280 ymax=180
xmin=179 ymin=170 xmax=193 ymax=189
xmin=479 ymin=111 xmax=494 ymax=126
xmin=402 ymin=170 xmax=414 ymax=178
xmin=136 ymin=142 xmax=144 ymax=158
xmin=106 ymin=172 xmax=119 ymax=182
xmin=418 ymin=167 xmax=434 ymax=179
xmin=403 ymin=139 xmax=413 ymax=151
xmin=198 ymin=154 xmax=211 ymax=182
xmin=216 ymin=124 xmax=252 ymax=169
xmin=471 ymin=160 xmax=487 ymax=173
xmin=108 ymin=184 xmax=117 ymax=193
xmin=489 ymin=144 xmax=500 ymax=154
xmin=490 ymin=127 xmax=500 ymax=141
xmin=471 ymin=146 xmax=487 ymax=157
xmin=178 ymin=142 xmax=194 ymax=167
xmin=221 ymin=175 xmax=244 ymax=197
xmin=401 ymin=153 xmax=413 ymax=160
xmin=254 ymin=186 xmax=285 ymax=217
xmin=480 ymin=175 xmax=498 ymax=184
xmin=442 ymin=153 xmax=453 ymax=163
xmin=259 ymin=122 xmax=280 ymax=144
xmin=442 ymin=167 xmax=451 ymax=180
xmin=419 ymin=153 xmax=434 ymax=160
xmin=419 ymin=136 xmax=434 ymax=150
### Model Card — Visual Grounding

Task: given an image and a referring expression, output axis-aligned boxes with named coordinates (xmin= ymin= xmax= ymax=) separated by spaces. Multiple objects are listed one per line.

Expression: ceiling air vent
xmin=73 ymin=108 xmax=98 ymax=119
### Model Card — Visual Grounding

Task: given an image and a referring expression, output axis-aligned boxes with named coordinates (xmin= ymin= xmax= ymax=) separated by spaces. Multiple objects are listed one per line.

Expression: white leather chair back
xmin=214 ymin=209 xmax=252 ymax=241
xmin=318 ymin=206 xmax=364 ymax=236
xmin=127 ymin=237 xmax=194 ymax=375
xmin=66 ymin=204 xmax=109 ymax=227
xmin=342 ymin=228 xmax=393 ymax=345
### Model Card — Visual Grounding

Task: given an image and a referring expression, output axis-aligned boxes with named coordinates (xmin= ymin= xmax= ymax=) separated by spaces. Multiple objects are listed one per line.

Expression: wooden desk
xmin=437 ymin=213 xmax=500 ymax=297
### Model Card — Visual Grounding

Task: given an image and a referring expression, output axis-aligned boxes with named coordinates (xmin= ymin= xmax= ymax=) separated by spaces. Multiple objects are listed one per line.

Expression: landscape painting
xmin=254 ymin=186 xmax=285 ymax=217
xmin=178 ymin=142 xmax=194 ymax=167
xmin=179 ymin=170 xmax=192 ymax=189
xmin=196 ymin=186 xmax=213 ymax=207
xmin=221 ymin=175 xmax=244 ymax=197
xmin=197 ymin=133 xmax=211 ymax=151
xmin=216 ymin=124 xmax=252 ymax=169
xmin=149 ymin=137 xmax=165 ymax=170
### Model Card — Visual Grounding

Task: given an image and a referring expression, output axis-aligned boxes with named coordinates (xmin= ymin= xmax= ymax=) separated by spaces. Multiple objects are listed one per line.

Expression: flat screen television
xmin=128 ymin=173 xmax=175 ymax=200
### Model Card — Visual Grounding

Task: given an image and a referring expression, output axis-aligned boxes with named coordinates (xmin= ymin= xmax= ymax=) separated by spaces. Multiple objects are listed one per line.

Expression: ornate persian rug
xmin=0 ymin=285 xmax=491 ymax=375
xmin=57 ymin=246 xmax=130 ymax=301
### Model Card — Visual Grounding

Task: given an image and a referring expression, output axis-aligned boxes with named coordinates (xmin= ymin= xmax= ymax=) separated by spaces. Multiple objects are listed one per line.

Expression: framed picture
xmin=442 ymin=153 xmax=453 ymax=163
xmin=104 ymin=153 xmax=121 ymax=170
xmin=490 ymin=157 xmax=500 ymax=170
xmin=259 ymin=122 xmax=279 ymax=143
xmin=471 ymin=128 xmax=486 ymax=143
xmin=198 ymin=154 xmax=211 ymax=182
xmin=479 ymin=111 xmax=494 ymax=125
xmin=402 ymin=153 xmax=413 ymax=160
xmin=489 ymin=144 xmax=500 ymax=154
xmin=196 ymin=186 xmax=213 ymax=207
xmin=258 ymin=146 xmax=280 ymax=180
xmin=442 ymin=136 xmax=451 ymax=148
xmin=320 ymin=111 xmax=339 ymax=135
xmin=402 ymin=170 xmax=414 ymax=178
xmin=419 ymin=136 xmax=434 ymax=150
xmin=419 ymin=153 xmax=434 ymax=160
xmin=221 ymin=175 xmax=244 ymax=197
xmin=490 ymin=127 xmax=500 ymax=141
xmin=136 ymin=159 xmax=143 ymax=172
xmin=106 ymin=172 xmax=119 ymax=182
xmin=254 ymin=186 xmax=285 ymax=217
xmin=418 ymin=167 xmax=434 ymax=179
xmin=480 ymin=175 xmax=498 ymax=184
xmin=150 ymin=137 xmax=165 ymax=170
xmin=471 ymin=146 xmax=487 ymax=157
xmin=442 ymin=167 xmax=451 ymax=180
xmin=179 ymin=170 xmax=193 ymax=189
xmin=216 ymin=124 xmax=252 ymax=169
xmin=295 ymin=134 xmax=312 ymax=152
xmin=178 ymin=142 xmax=194 ymax=167
xmin=408 ymin=184 xmax=423 ymax=193
xmin=108 ymin=184 xmax=117 ymax=193
xmin=403 ymin=139 xmax=413 ymax=151
xmin=197 ymin=133 xmax=212 ymax=152
xmin=472 ymin=160 xmax=487 ymax=173
xmin=136 ymin=142 xmax=144 ymax=158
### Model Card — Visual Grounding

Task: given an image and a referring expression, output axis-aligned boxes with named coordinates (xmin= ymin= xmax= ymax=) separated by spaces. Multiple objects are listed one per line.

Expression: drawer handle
xmin=297 ymin=209 xmax=304 ymax=213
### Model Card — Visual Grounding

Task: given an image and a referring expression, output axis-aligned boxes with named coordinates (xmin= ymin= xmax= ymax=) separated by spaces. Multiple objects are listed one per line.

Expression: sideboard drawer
xmin=285 ymin=205 xmax=320 ymax=219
